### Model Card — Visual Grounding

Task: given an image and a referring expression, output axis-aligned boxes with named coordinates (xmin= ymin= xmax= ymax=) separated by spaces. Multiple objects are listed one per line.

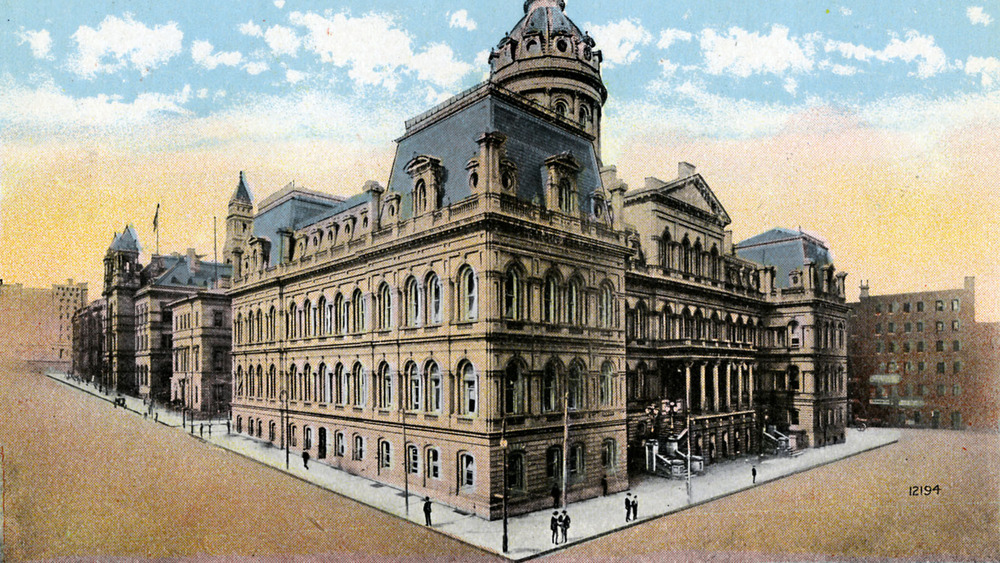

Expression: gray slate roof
xmin=735 ymin=227 xmax=834 ymax=289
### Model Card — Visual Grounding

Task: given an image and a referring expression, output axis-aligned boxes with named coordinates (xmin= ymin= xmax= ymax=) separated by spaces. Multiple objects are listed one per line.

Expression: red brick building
xmin=848 ymin=277 xmax=999 ymax=430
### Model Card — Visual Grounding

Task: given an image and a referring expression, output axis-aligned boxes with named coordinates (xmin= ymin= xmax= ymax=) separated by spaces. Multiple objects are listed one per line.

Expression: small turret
xmin=224 ymin=171 xmax=254 ymax=266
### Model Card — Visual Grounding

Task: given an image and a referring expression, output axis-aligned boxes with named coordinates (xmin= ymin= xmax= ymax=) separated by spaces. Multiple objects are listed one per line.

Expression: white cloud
xmin=0 ymin=76 xmax=192 ymax=130
xmin=17 ymin=29 xmax=53 ymax=60
xmin=474 ymin=49 xmax=491 ymax=67
xmin=69 ymin=14 xmax=183 ymax=78
xmin=191 ymin=40 xmax=243 ymax=70
xmin=657 ymin=28 xmax=693 ymax=50
xmin=197 ymin=88 xmax=208 ymax=99
xmin=448 ymin=9 xmax=477 ymax=31
xmin=700 ymin=25 xmax=814 ymax=77
xmin=264 ymin=24 xmax=301 ymax=57
xmin=409 ymin=43 xmax=473 ymax=88
xmin=840 ymin=7 xmax=853 ymax=16
xmin=585 ymin=18 xmax=653 ymax=67
xmin=831 ymin=63 xmax=858 ymax=76
xmin=967 ymin=6 xmax=994 ymax=26
xmin=825 ymin=39 xmax=877 ymax=62
xmin=966 ymin=56 xmax=1000 ymax=87
xmin=239 ymin=21 xmax=264 ymax=38
xmin=879 ymin=31 xmax=949 ymax=78
xmin=286 ymin=68 xmax=306 ymax=84
xmin=783 ymin=77 xmax=799 ymax=96
xmin=288 ymin=10 xmax=473 ymax=90
xmin=274 ymin=0 xmax=286 ymax=9
xmin=659 ymin=59 xmax=680 ymax=76
xmin=243 ymin=61 xmax=269 ymax=75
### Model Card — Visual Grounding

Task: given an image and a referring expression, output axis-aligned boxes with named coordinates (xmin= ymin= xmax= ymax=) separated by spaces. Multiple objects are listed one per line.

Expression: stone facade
xmin=169 ymin=290 xmax=232 ymax=415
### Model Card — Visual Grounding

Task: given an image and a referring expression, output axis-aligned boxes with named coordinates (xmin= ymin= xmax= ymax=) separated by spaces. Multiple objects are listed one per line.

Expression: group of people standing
xmin=549 ymin=510 xmax=572 ymax=544
xmin=624 ymin=493 xmax=639 ymax=522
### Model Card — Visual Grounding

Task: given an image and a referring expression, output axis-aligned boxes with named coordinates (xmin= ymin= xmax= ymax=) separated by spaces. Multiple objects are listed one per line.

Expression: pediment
xmin=665 ymin=175 xmax=731 ymax=226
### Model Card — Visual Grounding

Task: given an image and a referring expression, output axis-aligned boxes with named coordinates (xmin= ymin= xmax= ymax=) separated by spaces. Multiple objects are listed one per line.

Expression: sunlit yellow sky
xmin=2 ymin=1 xmax=999 ymax=321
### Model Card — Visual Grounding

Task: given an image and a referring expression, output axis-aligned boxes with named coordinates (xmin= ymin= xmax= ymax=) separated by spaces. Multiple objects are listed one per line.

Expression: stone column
xmin=712 ymin=362 xmax=720 ymax=412
xmin=684 ymin=362 xmax=692 ymax=414
xmin=737 ymin=363 xmax=744 ymax=410
xmin=748 ymin=363 xmax=755 ymax=408
xmin=725 ymin=362 xmax=732 ymax=411
xmin=699 ymin=362 xmax=707 ymax=412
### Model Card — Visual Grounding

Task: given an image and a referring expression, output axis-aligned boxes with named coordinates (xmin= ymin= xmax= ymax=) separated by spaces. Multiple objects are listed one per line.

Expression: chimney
xmin=187 ymin=248 xmax=199 ymax=274
xmin=601 ymin=166 xmax=627 ymax=231
xmin=365 ymin=180 xmax=385 ymax=230
xmin=723 ymin=230 xmax=734 ymax=255
xmin=678 ymin=162 xmax=696 ymax=179
xmin=965 ymin=276 xmax=975 ymax=293
xmin=859 ymin=281 xmax=870 ymax=299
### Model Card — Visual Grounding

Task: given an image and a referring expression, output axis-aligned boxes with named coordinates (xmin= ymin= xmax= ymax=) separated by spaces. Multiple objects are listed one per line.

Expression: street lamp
xmin=279 ymin=389 xmax=289 ymax=470
xmin=501 ymin=385 xmax=509 ymax=554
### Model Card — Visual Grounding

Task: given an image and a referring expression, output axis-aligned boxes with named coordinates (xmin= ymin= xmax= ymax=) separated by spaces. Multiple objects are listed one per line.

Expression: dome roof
xmin=503 ymin=0 xmax=593 ymax=47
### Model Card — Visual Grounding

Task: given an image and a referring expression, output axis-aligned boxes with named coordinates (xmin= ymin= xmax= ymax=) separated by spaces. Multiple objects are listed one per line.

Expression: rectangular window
xmin=888 ymin=322 xmax=895 ymax=333
xmin=917 ymin=341 xmax=925 ymax=352
xmin=888 ymin=341 xmax=896 ymax=353
xmin=875 ymin=341 xmax=883 ymax=353
xmin=936 ymin=340 xmax=945 ymax=352
xmin=936 ymin=300 xmax=944 ymax=311
xmin=936 ymin=321 xmax=944 ymax=332
xmin=954 ymin=361 xmax=961 ymax=374
xmin=214 ymin=310 xmax=223 ymax=327
xmin=953 ymin=384 xmax=961 ymax=396
xmin=953 ymin=340 xmax=961 ymax=351
xmin=952 ymin=320 xmax=960 ymax=331
xmin=916 ymin=321 xmax=924 ymax=332
xmin=916 ymin=301 xmax=924 ymax=312
xmin=903 ymin=341 xmax=911 ymax=353
xmin=903 ymin=302 xmax=911 ymax=313
xmin=918 ymin=361 xmax=925 ymax=372
xmin=937 ymin=384 xmax=946 ymax=396
xmin=875 ymin=323 xmax=882 ymax=335
xmin=875 ymin=303 xmax=882 ymax=314
xmin=936 ymin=362 xmax=946 ymax=374
xmin=952 ymin=299 xmax=960 ymax=311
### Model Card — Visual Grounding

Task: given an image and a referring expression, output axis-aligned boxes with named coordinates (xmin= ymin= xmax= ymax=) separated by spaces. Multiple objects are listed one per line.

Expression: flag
xmin=153 ymin=203 xmax=160 ymax=232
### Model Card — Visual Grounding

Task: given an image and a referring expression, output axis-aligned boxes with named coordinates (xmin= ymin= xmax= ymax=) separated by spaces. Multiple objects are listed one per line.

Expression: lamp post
xmin=279 ymin=389 xmax=289 ymax=470
xmin=501 ymin=385 xmax=509 ymax=554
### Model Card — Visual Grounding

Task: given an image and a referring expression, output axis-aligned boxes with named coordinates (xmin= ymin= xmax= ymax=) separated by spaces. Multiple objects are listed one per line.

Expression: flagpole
xmin=213 ymin=216 xmax=218 ymax=286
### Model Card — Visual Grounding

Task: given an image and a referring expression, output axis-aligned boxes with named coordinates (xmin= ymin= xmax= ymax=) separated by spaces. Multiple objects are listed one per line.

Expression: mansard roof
xmin=735 ymin=227 xmax=834 ymax=289
xmin=388 ymin=82 xmax=602 ymax=217
xmin=143 ymin=253 xmax=231 ymax=290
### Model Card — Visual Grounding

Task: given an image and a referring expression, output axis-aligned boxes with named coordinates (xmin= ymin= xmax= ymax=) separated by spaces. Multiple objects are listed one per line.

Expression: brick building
xmin=0 ymin=279 xmax=88 ymax=372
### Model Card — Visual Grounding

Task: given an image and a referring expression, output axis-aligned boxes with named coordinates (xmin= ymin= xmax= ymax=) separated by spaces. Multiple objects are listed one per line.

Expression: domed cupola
xmin=490 ymin=0 xmax=608 ymax=160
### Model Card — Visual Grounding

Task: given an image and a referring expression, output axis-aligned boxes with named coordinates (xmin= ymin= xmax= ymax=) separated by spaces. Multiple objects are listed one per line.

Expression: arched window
xmin=504 ymin=360 xmax=525 ymax=415
xmin=406 ymin=361 xmax=421 ymax=411
xmin=461 ymin=361 xmax=478 ymax=415
xmin=335 ymin=431 xmax=345 ymax=457
xmin=318 ymin=427 xmax=327 ymax=458
xmin=568 ymin=443 xmax=584 ymax=482
xmin=352 ymin=288 xmax=366 ymax=332
xmin=414 ymin=179 xmax=427 ymax=214
xmin=304 ymin=426 xmax=313 ymax=450
xmin=268 ymin=365 xmax=276 ymax=399
xmin=335 ymin=363 xmax=346 ymax=405
xmin=236 ymin=416 xmax=243 ymax=433
xmin=303 ymin=299 xmax=312 ymax=337
xmin=503 ymin=267 xmax=522 ymax=320
xmin=352 ymin=362 xmax=366 ymax=407
xmin=459 ymin=452 xmax=475 ymax=488
xmin=302 ymin=364 xmax=312 ymax=402
xmin=406 ymin=444 xmax=420 ymax=474
xmin=288 ymin=364 xmax=297 ymax=400
xmin=289 ymin=425 xmax=297 ymax=447
xmin=235 ymin=312 xmax=243 ymax=343
xmin=458 ymin=266 xmax=477 ymax=321
xmin=426 ymin=361 xmax=442 ymax=413
xmin=256 ymin=309 xmax=263 ymax=342
xmin=235 ymin=366 xmax=244 ymax=397
xmin=568 ymin=362 xmax=583 ymax=410
xmin=320 ymin=364 xmax=331 ymax=404
xmin=378 ymin=282 xmax=392 ymax=330
xmin=543 ymin=273 xmax=559 ymax=323
xmin=333 ymin=294 xmax=344 ymax=334
xmin=507 ymin=451 xmax=525 ymax=491
xmin=426 ymin=447 xmax=441 ymax=479
xmin=378 ymin=440 xmax=391 ymax=470
xmin=378 ymin=362 xmax=392 ymax=409
xmin=268 ymin=421 xmax=276 ymax=442
xmin=599 ymin=283 xmax=614 ymax=328
xmin=353 ymin=434 xmax=364 ymax=460
xmin=566 ymin=278 xmax=581 ymax=325
xmin=340 ymin=293 xmax=352 ymax=334
xmin=558 ymin=178 xmax=573 ymax=213
xmin=543 ymin=361 xmax=560 ymax=412
xmin=318 ymin=297 xmax=328 ymax=335
xmin=554 ymin=100 xmax=568 ymax=117
xmin=426 ymin=273 xmax=442 ymax=324
xmin=404 ymin=277 xmax=421 ymax=327
xmin=256 ymin=365 xmax=264 ymax=399
xmin=601 ymin=438 xmax=617 ymax=469
xmin=600 ymin=361 xmax=614 ymax=407
xmin=269 ymin=306 xmax=276 ymax=340
xmin=546 ymin=446 xmax=562 ymax=481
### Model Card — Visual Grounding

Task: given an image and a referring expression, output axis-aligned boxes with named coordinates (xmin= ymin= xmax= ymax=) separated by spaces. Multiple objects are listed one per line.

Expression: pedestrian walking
xmin=601 ymin=475 xmax=608 ymax=496
xmin=226 ymin=420 xmax=230 ymax=434
xmin=423 ymin=497 xmax=433 ymax=525
xmin=199 ymin=423 xmax=204 ymax=437
xmin=560 ymin=510 xmax=570 ymax=543
xmin=302 ymin=450 xmax=310 ymax=470
xmin=550 ymin=511 xmax=560 ymax=544
xmin=154 ymin=412 xmax=158 ymax=422
xmin=625 ymin=493 xmax=632 ymax=522
xmin=208 ymin=423 xmax=212 ymax=436
xmin=631 ymin=495 xmax=638 ymax=520
xmin=752 ymin=465 xmax=757 ymax=484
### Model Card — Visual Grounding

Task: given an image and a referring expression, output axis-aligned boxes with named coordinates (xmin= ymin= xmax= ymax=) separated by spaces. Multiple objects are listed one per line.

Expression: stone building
xmin=848 ymin=277 xmax=999 ymax=430
xmin=226 ymin=0 xmax=850 ymax=520
xmin=72 ymin=298 xmax=105 ymax=383
xmin=0 ymin=279 xmax=88 ymax=372
xmin=169 ymin=289 xmax=232 ymax=415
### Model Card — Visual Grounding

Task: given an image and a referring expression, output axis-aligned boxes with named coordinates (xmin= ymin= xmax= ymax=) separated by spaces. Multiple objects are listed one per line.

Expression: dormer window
xmin=554 ymin=100 xmax=568 ymax=117
xmin=405 ymin=155 xmax=444 ymax=216
xmin=558 ymin=179 xmax=573 ymax=213
xmin=556 ymin=38 xmax=569 ymax=52
xmin=414 ymin=179 xmax=427 ymax=213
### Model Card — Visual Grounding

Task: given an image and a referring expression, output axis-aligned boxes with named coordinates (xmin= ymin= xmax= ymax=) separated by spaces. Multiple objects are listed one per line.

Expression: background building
xmin=848 ymin=276 xmax=999 ymax=430
xmin=0 ymin=279 xmax=88 ymax=372
xmin=169 ymin=289 xmax=232 ymax=416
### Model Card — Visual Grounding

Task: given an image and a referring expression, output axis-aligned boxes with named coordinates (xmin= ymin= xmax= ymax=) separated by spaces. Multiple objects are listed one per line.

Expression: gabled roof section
xmin=625 ymin=173 xmax=732 ymax=227
xmin=146 ymin=253 xmax=231 ymax=289
xmin=109 ymin=224 xmax=141 ymax=253
xmin=231 ymin=171 xmax=253 ymax=205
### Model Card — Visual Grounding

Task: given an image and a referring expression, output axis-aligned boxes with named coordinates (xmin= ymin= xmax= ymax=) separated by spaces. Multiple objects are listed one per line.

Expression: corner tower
xmin=490 ymin=0 xmax=608 ymax=159
xmin=223 ymin=171 xmax=254 ymax=267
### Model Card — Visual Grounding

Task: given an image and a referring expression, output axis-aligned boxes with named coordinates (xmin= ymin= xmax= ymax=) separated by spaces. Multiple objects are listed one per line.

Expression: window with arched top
xmin=568 ymin=362 xmax=584 ymax=410
xmin=542 ymin=273 xmax=559 ymax=323
xmin=599 ymin=282 xmax=614 ymax=328
xmin=353 ymin=434 xmax=364 ymax=460
xmin=404 ymin=277 xmax=421 ymax=327
xmin=378 ymin=440 xmax=391 ymax=470
xmin=504 ymin=359 xmax=525 ymax=415
xmin=352 ymin=289 xmax=366 ymax=332
xmin=334 ymin=431 xmax=345 ymax=457
xmin=351 ymin=363 xmax=366 ymax=407
xmin=406 ymin=443 xmax=420 ymax=474
xmin=503 ymin=267 xmax=522 ymax=320
xmin=378 ymin=362 xmax=392 ymax=409
xmin=378 ymin=282 xmax=392 ymax=330
xmin=414 ymin=179 xmax=427 ymax=214
xmin=426 ymin=447 xmax=441 ymax=479
xmin=554 ymin=100 xmax=568 ymax=117
xmin=333 ymin=294 xmax=344 ymax=334
xmin=335 ymin=363 xmax=346 ymax=405
xmin=600 ymin=361 xmax=614 ymax=407
xmin=460 ymin=361 xmax=478 ymax=415
xmin=459 ymin=452 xmax=475 ymax=488
xmin=458 ymin=266 xmax=477 ymax=321
xmin=543 ymin=361 xmax=560 ymax=412
xmin=558 ymin=178 xmax=573 ymax=213
xmin=406 ymin=361 xmax=421 ymax=411
xmin=566 ymin=278 xmax=581 ymax=325
xmin=426 ymin=272 xmax=442 ymax=324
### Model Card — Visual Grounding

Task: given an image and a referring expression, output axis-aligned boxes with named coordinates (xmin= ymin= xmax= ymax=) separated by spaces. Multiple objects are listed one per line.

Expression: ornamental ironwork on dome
xmin=490 ymin=0 xmax=608 ymax=159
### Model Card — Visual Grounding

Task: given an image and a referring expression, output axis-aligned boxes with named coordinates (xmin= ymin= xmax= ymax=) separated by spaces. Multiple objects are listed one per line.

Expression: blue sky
xmin=2 ymin=1 xmax=1000 ymax=317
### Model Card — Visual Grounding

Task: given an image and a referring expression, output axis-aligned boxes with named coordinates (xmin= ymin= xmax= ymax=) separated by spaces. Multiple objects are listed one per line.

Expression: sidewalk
xmin=47 ymin=370 xmax=899 ymax=560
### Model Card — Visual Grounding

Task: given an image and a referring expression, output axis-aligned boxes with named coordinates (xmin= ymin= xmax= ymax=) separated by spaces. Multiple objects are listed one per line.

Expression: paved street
xmin=0 ymin=362 xmax=497 ymax=561
xmin=3 ymin=361 xmax=998 ymax=561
